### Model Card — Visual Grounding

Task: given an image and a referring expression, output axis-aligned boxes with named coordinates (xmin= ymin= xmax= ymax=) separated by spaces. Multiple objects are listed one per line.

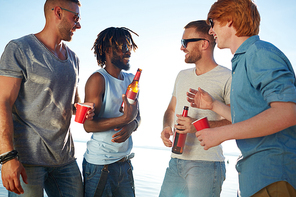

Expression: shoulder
xmin=4 ymin=35 xmax=32 ymax=50
xmin=248 ymin=39 xmax=286 ymax=60
xmin=177 ymin=68 xmax=195 ymax=77
xmin=85 ymin=71 xmax=105 ymax=94
xmin=122 ymin=71 xmax=134 ymax=81
xmin=11 ymin=34 xmax=35 ymax=46
xmin=87 ymin=70 xmax=105 ymax=84
xmin=247 ymin=39 xmax=291 ymax=70
xmin=216 ymin=65 xmax=232 ymax=75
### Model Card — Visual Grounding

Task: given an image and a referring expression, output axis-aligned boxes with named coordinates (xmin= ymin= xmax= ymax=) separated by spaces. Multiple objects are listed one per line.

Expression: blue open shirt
xmin=231 ymin=35 xmax=296 ymax=197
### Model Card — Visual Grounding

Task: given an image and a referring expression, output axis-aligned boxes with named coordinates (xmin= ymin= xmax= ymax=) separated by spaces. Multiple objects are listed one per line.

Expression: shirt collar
xmin=231 ymin=35 xmax=260 ymax=69
xmin=235 ymin=35 xmax=260 ymax=55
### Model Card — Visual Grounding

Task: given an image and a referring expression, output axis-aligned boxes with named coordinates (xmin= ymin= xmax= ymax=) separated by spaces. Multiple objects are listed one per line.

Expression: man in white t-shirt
xmin=159 ymin=20 xmax=232 ymax=197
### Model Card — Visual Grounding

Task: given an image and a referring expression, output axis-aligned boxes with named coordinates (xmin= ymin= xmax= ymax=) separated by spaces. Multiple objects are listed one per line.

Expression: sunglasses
xmin=52 ymin=7 xmax=80 ymax=24
xmin=209 ymin=18 xmax=214 ymax=28
xmin=118 ymin=43 xmax=132 ymax=53
xmin=181 ymin=38 xmax=208 ymax=48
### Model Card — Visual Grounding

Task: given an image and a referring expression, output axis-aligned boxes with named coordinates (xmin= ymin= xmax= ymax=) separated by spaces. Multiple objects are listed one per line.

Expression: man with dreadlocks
xmin=82 ymin=27 xmax=141 ymax=197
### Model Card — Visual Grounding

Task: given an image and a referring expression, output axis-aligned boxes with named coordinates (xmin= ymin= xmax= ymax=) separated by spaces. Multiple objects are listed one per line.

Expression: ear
xmin=227 ymin=20 xmax=233 ymax=27
xmin=52 ymin=6 xmax=62 ymax=20
xmin=201 ymin=40 xmax=210 ymax=50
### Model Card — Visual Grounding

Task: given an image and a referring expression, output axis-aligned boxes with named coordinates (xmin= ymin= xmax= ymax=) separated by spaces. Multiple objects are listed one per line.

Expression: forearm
xmin=73 ymin=88 xmax=81 ymax=115
xmin=0 ymin=104 xmax=15 ymax=153
xmin=163 ymin=109 xmax=175 ymax=129
xmin=212 ymin=101 xmax=231 ymax=122
xmin=218 ymin=102 xmax=296 ymax=141
xmin=209 ymin=119 xmax=231 ymax=128
xmin=84 ymin=114 xmax=133 ymax=133
xmin=133 ymin=111 xmax=141 ymax=131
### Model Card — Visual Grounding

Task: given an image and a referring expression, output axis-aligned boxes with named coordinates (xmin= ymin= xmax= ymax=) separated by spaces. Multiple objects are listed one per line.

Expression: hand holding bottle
xmin=175 ymin=115 xmax=196 ymax=134
xmin=120 ymin=68 xmax=142 ymax=112
xmin=172 ymin=106 xmax=189 ymax=154
xmin=121 ymin=94 xmax=138 ymax=124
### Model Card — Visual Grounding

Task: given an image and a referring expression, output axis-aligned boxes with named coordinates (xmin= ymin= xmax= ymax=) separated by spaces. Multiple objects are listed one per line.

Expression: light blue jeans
xmin=159 ymin=158 xmax=226 ymax=197
xmin=82 ymin=158 xmax=135 ymax=197
xmin=8 ymin=160 xmax=83 ymax=197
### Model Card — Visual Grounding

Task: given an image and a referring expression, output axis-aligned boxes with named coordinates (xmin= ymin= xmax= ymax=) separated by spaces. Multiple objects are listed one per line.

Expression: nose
xmin=125 ymin=50 xmax=131 ymax=55
xmin=208 ymin=27 xmax=214 ymax=36
xmin=180 ymin=45 xmax=186 ymax=51
xmin=75 ymin=21 xmax=81 ymax=29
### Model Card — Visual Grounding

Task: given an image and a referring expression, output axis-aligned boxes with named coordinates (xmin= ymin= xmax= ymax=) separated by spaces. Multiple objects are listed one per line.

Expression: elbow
xmin=83 ymin=121 xmax=94 ymax=133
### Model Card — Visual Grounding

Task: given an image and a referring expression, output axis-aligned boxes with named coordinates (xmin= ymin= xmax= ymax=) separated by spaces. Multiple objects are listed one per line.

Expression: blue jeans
xmin=82 ymin=158 xmax=135 ymax=197
xmin=8 ymin=160 xmax=83 ymax=197
xmin=159 ymin=158 xmax=226 ymax=197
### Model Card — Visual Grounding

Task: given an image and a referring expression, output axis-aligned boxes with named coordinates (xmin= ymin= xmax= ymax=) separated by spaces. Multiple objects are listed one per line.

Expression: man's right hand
xmin=1 ymin=158 xmax=27 ymax=195
xmin=187 ymin=87 xmax=214 ymax=110
xmin=161 ymin=126 xmax=174 ymax=147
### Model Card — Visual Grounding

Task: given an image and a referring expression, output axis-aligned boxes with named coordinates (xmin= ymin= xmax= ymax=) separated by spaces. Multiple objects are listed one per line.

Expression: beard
xmin=185 ymin=48 xmax=202 ymax=64
xmin=111 ymin=50 xmax=130 ymax=71
xmin=58 ymin=18 xmax=73 ymax=42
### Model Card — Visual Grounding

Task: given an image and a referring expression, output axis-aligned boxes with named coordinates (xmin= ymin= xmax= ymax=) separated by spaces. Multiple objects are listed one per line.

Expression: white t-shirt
xmin=171 ymin=65 xmax=232 ymax=161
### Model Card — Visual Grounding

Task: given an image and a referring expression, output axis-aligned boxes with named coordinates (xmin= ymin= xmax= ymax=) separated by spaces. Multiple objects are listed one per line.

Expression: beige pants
xmin=252 ymin=181 xmax=296 ymax=197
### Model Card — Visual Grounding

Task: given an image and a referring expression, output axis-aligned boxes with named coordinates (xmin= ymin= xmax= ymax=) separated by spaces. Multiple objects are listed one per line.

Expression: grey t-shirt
xmin=172 ymin=65 xmax=232 ymax=161
xmin=0 ymin=34 xmax=79 ymax=166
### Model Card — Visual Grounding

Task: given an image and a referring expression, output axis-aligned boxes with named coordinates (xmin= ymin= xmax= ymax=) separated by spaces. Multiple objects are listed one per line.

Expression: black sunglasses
xmin=52 ymin=7 xmax=80 ymax=24
xmin=209 ymin=18 xmax=214 ymax=28
xmin=181 ymin=38 xmax=208 ymax=48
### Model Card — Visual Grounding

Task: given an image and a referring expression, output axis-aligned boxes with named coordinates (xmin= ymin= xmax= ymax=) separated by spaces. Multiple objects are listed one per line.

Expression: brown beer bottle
xmin=172 ymin=106 xmax=189 ymax=154
xmin=119 ymin=68 xmax=142 ymax=112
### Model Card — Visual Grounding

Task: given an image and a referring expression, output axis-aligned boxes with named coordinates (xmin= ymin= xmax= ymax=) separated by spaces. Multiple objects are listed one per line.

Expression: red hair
xmin=207 ymin=0 xmax=260 ymax=37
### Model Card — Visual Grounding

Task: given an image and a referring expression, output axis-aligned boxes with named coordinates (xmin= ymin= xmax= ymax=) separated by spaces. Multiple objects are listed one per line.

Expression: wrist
xmin=0 ymin=150 xmax=19 ymax=165
xmin=133 ymin=119 xmax=139 ymax=131
xmin=211 ymin=99 xmax=219 ymax=112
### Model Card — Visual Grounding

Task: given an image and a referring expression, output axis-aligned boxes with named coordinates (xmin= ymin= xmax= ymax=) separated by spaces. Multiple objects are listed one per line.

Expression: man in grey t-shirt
xmin=0 ymin=0 xmax=94 ymax=196
xmin=159 ymin=20 xmax=232 ymax=197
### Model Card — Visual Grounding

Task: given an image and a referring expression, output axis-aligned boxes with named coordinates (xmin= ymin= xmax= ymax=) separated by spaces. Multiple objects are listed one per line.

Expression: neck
xmin=194 ymin=55 xmax=218 ymax=76
xmin=230 ymin=36 xmax=250 ymax=54
xmin=35 ymin=27 xmax=66 ymax=60
xmin=104 ymin=64 xmax=122 ymax=79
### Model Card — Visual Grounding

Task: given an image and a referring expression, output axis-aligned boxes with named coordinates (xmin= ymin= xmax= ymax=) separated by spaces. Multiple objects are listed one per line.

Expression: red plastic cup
xmin=192 ymin=117 xmax=210 ymax=131
xmin=75 ymin=103 xmax=91 ymax=124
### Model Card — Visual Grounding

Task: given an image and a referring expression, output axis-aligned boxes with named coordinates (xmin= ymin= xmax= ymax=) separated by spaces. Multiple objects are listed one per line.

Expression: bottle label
xmin=126 ymin=90 xmax=137 ymax=101
xmin=127 ymin=98 xmax=135 ymax=104
xmin=176 ymin=133 xmax=187 ymax=147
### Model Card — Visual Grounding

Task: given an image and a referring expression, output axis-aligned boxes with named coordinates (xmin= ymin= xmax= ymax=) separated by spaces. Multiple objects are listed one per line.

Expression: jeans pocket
xmin=84 ymin=161 xmax=101 ymax=180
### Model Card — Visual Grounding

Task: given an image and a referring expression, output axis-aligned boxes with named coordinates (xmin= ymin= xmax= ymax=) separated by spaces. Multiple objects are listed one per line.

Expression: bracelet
xmin=0 ymin=151 xmax=11 ymax=157
xmin=0 ymin=150 xmax=18 ymax=165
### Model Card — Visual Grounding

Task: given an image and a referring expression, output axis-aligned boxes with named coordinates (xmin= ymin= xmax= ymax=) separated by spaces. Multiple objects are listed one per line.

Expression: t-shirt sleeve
xmin=0 ymin=41 xmax=26 ymax=79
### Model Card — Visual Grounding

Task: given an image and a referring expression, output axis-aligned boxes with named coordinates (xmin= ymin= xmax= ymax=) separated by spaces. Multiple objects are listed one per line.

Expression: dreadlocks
xmin=92 ymin=27 xmax=139 ymax=67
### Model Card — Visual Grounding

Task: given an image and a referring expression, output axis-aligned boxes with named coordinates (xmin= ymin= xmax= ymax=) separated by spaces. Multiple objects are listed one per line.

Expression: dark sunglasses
xmin=181 ymin=38 xmax=208 ymax=48
xmin=52 ymin=7 xmax=80 ymax=24
xmin=118 ymin=43 xmax=132 ymax=53
xmin=209 ymin=18 xmax=214 ymax=28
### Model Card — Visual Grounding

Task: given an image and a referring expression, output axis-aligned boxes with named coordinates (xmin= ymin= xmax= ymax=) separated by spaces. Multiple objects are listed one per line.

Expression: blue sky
xmin=1 ymin=0 xmax=296 ymax=147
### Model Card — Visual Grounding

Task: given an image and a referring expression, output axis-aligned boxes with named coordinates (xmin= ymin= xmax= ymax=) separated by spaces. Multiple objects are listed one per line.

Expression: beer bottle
xmin=172 ymin=106 xmax=189 ymax=154
xmin=119 ymin=68 xmax=142 ymax=112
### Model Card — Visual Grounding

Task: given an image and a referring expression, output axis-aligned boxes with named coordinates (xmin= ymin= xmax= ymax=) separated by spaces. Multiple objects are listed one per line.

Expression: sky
xmin=1 ymin=0 xmax=296 ymax=149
